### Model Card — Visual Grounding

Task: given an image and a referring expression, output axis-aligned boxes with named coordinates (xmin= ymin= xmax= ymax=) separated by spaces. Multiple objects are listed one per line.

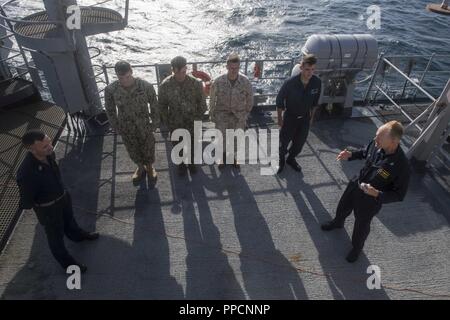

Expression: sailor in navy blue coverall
xmin=321 ymin=121 xmax=410 ymax=262
xmin=16 ymin=130 xmax=99 ymax=273
xmin=276 ymin=54 xmax=322 ymax=173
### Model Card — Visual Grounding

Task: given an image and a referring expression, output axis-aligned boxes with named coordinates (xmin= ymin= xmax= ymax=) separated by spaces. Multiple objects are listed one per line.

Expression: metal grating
xmin=14 ymin=12 xmax=59 ymax=39
xmin=0 ymin=101 xmax=66 ymax=253
xmin=14 ymin=8 xmax=123 ymax=39
xmin=81 ymin=7 xmax=122 ymax=24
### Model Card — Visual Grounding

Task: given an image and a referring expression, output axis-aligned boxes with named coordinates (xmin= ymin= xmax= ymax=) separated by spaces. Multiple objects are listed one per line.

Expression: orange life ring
xmin=191 ymin=70 xmax=212 ymax=96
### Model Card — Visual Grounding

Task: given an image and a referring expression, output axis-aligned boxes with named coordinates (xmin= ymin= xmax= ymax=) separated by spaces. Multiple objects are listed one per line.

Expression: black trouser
xmin=334 ymin=181 xmax=382 ymax=251
xmin=279 ymin=114 xmax=310 ymax=161
xmin=34 ymin=192 xmax=86 ymax=269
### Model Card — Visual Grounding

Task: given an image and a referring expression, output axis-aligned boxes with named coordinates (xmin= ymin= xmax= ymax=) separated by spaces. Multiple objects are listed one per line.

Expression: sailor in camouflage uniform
xmin=209 ymin=53 xmax=254 ymax=169
xmin=158 ymin=56 xmax=207 ymax=176
xmin=104 ymin=61 xmax=160 ymax=183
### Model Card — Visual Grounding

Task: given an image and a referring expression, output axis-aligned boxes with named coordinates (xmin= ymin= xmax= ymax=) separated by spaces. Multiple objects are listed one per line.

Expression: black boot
xmin=188 ymin=164 xmax=197 ymax=174
xmin=277 ymin=155 xmax=285 ymax=174
xmin=346 ymin=248 xmax=361 ymax=263
xmin=81 ymin=231 xmax=99 ymax=241
xmin=178 ymin=163 xmax=187 ymax=176
xmin=286 ymin=157 xmax=302 ymax=172
xmin=321 ymin=220 xmax=344 ymax=231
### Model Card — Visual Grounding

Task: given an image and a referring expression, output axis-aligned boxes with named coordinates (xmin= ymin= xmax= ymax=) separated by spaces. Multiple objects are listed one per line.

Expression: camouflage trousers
xmin=170 ymin=125 xmax=196 ymax=164
xmin=121 ymin=130 xmax=155 ymax=166
xmin=213 ymin=111 xmax=247 ymax=157
xmin=214 ymin=111 xmax=247 ymax=134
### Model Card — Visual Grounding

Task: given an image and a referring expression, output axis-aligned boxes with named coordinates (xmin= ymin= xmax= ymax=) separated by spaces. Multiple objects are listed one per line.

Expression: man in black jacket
xmin=16 ymin=130 xmax=99 ymax=273
xmin=321 ymin=121 xmax=410 ymax=263
xmin=276 ymin=54 xmax=322 ymax=174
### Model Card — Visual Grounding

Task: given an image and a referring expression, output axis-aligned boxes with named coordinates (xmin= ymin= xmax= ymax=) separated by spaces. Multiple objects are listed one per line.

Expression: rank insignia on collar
xmin=378 ymin=168 xmax=390 ymax=179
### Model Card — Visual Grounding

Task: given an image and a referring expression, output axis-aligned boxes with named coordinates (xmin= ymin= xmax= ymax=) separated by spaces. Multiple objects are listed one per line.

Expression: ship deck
xmin=0 ymin=111 xmax=449 ymax=300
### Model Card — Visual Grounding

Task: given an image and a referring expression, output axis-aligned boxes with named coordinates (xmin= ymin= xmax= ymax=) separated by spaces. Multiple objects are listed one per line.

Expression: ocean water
xmin=8 ymin=0 xmax=449 ymax=61
xmin=6 ymin=0 xmax=450 ymax=93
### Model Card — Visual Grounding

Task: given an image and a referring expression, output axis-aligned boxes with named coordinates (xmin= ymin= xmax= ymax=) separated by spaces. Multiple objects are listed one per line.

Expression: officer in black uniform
xmin=276 ymin=54 xmax=322 ymax=173
xmin=321 ymin=121 xmax=410 ymax=263
xmin=16 ymin=130 xmax=99 ymax=273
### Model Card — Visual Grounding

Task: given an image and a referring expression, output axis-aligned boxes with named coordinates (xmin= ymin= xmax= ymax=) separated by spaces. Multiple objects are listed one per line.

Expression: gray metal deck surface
xmin=0 ymin=114 xmax=449 ymax=300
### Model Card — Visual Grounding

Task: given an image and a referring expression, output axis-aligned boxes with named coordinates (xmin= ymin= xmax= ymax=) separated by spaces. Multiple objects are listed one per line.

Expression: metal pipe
xmin=413 ymin=53 xmax=435 ymax=101
xmin=0 ymin=0 xmax=18 ymax=10
xmin=374 ymin=84 xmax=423 ymax=132
xmin=363 ymin=53 xmax=384 ymax=104
xmin=102 ymin=64 xmax=109 ymax=85
xmin=400 ymin=58 xmax=415 ymax=98
xmin=0 ymin=32 xmax=14 ymax=40
xmin=0 ymin=52 xmax=21 ymax=63
xmin=405 ymin=101 xmax=436 ymax=130
xmin=88 ymin=46 xmax=101 ymax=59
xmin=124 ymin=0 xmax=129 ymax=26
xmin=382 ymin=57 xmax=436 ymax=102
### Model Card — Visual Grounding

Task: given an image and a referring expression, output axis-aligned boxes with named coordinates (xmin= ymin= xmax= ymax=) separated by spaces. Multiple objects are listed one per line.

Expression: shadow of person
xmin=57 ymin=133 xmax=106 ymax=233
xmin=1 ymin=184 xmax=184 ymax=299
xmin=284 ymin=173 xmax=391 ymax=299
xmin=130 ymin=185 xmax=184 ymax=299
xmin=174 ymin=167 xmax=245 ymax=299
xmin=219 ymin=169 xmax=308 ymax=299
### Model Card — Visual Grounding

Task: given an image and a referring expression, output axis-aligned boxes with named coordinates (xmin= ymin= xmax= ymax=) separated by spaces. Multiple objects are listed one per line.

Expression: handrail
xmin=0 ymin=31 xmax=14 ymax=40
xmin=0 ymin=71 xmax=27 ymax=85
xmin=0 ymin=52 xmax=20 ymax=63
xmin=87 ymin=0 xmax=114 ymax=7
xmin=88 ymin=46 xmax=101 ymax=59
xmin=0 ymin=0 xmax=16 ymax=9
xmin=124 ymin=0 xmax=129 ymax=26
xmin=382 ymin=57 xmax=437 ymax=102
xmin=374 ymin=84 xmax=423 ymax=132
xmin=98 ymin=53 xmax=449 ymax=106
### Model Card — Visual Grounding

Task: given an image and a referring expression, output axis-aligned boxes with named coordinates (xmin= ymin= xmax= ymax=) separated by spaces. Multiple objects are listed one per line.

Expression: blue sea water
xmin=9 ymin=0 xmax=449 ymax=62
xmin=7 ymin=0 xmax=450 ymax=93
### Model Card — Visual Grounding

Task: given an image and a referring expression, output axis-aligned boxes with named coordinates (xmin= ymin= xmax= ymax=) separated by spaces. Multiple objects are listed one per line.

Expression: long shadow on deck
xmin=218 ymin=169 xmax=308 ymax=299
xmin=1 ymin=130 xmax=184 ymax=299
xmin=178 ymin=169 xmax=246 ymax=299
xmin=284 ymin=173 xmax=390 ymax=299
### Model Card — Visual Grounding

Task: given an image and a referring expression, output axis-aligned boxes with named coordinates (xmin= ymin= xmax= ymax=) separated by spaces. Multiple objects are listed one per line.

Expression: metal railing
xmin=363 ymin=54 xmax=450 ymax=105
xmin=97 ymin=53 xmax=450 ymax=110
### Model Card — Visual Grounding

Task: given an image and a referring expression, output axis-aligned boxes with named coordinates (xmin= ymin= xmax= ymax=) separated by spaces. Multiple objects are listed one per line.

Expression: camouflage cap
xmin=171 ymin=56 xmax=187 ymax=70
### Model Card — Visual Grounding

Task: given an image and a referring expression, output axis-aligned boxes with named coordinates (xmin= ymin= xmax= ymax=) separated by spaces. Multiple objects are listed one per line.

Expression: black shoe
xmin=188 ymin=164 xmax=197 ymax=174
xmin=276 ymin=157 xmax=285 ymax=174
xmin=321 ymin=221 xmax=344 ymax=231
xmin=346 ymin=248 xmax=361 ymax=263
xmin=233 ymin=159 xmax=240 ymax=170
xmin=82 ymin=232 xmax=99 ymax=241
xmin=178 ymin=164 xmax=187 ymax=176
xmin=286 ymin=158 xmax=302 ymax=172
